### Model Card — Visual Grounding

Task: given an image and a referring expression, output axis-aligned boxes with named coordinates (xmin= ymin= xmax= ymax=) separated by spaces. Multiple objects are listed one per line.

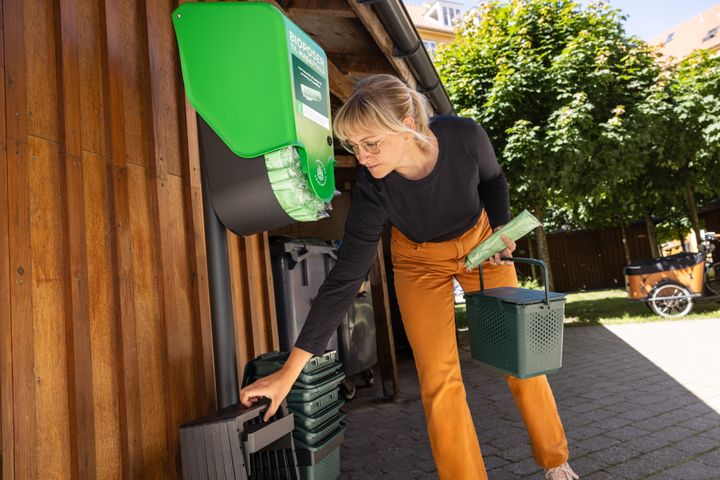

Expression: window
xmin=423 ymin=40 xmax=438 ymax=58
xmin=441 ymin=6 xmax=461 ymax=26
xmin=703 ymin=27 xmax=718 ymax=42
xmin=665 ymin=32 xmax=675 ymax=43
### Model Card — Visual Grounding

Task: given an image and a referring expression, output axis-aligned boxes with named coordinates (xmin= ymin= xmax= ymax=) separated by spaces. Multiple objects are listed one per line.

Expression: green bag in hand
xmin=464 ymin=210 xmax=542 ymax=270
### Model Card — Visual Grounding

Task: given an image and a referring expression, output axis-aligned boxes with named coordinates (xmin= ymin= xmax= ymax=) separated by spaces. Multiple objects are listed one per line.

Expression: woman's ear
xmin=402 ymin=116 xmax=416 ymax=131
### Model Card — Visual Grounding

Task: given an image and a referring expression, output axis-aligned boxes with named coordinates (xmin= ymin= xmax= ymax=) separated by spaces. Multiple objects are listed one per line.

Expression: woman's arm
xmin=240 ymin=171 xmax=387 ymax=419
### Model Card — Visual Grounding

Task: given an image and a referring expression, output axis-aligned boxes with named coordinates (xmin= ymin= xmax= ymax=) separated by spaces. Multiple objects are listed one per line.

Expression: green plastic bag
xmin=464 ymin=210 xmax=542 ymax=269
xmin=265 ymin=146 xmax=332 ymax=222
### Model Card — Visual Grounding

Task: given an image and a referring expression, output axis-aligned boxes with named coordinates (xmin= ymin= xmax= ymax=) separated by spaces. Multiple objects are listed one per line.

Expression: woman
xmin=240 ymin=74 xmax=578 ymax=480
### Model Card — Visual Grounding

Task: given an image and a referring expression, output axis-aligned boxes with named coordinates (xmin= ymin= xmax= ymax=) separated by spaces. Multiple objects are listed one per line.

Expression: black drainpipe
xmin=200 ymin=144 xmax=239 ymax=409
xmin=358 ymin=0 xmax=454 ymax=115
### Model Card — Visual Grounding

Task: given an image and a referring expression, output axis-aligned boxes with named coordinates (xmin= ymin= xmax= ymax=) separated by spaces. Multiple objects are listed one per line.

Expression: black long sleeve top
xmin=294 ymin=115 xmax=511 ymax=356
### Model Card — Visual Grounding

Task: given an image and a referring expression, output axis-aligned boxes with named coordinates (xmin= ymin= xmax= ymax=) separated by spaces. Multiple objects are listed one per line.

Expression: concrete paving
xmin=339 ymin=319 xmax=720 ymax=479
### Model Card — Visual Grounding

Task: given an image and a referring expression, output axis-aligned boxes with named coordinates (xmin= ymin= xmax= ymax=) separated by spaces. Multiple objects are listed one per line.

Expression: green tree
xmin=664 ymin=51 xmax=720 ymax=247
xmin=436 ymin=0 xmax=660 ymax=285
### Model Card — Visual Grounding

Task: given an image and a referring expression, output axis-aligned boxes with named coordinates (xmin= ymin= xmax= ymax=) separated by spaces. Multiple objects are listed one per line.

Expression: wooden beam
xmin=327 ymin=60 xmax=354 ymax=102
xmin=252 ymin=0 xmax=355 ymax=101
xmin=288 ymin=0 xmax=355 ymax=18
xmin=369 ymin=241 xmax=399 ymax=399
xmin=330 ymin=53 xmax=395 ymax=75
xmin=334 ymin=154 xmax=356 ymax=169
xmin=346 ymin=0 xmax=417 ymax=90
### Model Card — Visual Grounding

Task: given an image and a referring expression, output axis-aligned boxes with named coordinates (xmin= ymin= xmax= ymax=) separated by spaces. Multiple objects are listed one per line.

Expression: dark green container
xmin=287 ymin=370 xmax=345 ymax=403
xmin=288 ymin=388 xmax=340 ymax=416
xmin=292 ymin=400 xmax=345 ymax=432
xmin=295 ymin=424 xmax=346 ymax=480
xmin=242 ymin=351 xmax=341 ymax=388
xmin=464 ymin=257 xmax=566 ymax=379
xmin=292 ymin=411 xmax=345 ymax=447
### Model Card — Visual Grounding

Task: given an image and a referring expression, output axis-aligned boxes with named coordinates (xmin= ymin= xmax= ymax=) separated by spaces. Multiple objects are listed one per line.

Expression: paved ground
xmin=339 ymin=319 xmax=720 ymax=479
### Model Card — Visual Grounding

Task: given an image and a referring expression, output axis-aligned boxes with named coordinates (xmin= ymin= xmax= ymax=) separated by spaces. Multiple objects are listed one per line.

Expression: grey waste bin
xmin=270 ymin=237 xmax=339 ymax=352
xmin=336 ymin=278 xmax=377 ymax=379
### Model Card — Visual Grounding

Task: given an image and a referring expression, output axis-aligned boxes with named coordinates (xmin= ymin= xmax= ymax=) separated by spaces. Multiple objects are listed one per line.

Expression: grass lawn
xmin=455 ymin=288 xmax=720 ymax=328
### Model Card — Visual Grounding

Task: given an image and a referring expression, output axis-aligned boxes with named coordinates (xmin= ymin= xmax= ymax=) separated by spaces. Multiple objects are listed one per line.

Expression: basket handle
xmin=479 ymin=256 xmax=550 ymax=305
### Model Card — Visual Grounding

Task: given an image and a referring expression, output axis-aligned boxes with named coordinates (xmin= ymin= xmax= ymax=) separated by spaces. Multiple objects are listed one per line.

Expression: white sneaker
xmin=544 ymin=462 xmax=579 ymax=480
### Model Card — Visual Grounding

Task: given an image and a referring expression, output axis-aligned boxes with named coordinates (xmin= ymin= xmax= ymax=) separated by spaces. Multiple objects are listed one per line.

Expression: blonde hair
xmin=333 ymin=74 xmax=432 ymax=148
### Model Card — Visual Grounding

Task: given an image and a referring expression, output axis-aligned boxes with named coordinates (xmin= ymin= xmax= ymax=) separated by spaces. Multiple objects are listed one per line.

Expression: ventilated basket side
xmin=465 ymin=295 xmax=565 ymax=379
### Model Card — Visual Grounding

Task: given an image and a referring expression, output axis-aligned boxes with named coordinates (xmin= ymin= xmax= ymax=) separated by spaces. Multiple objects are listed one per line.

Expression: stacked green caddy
xmin=244 ymin=352 xmax=347 ymax=480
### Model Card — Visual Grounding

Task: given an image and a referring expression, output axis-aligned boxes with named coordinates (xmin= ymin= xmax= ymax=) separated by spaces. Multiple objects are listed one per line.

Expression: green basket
xmin=295 ymin=425 xmax=346 ymax=480
xmin=292 ymin=399 xmax=345 ymax=431
xmin=242 ymin=351 xmax=341 ymax=388
xmin=288 ymin=388 xmax=340 ymax=416
xmin=298 ymin=448 xmax=340 ymax=480
xmin=293 ymin=411 xmax=346 ymax=447
xmin=287 ymin=370 xmax=345 ymax=402
xmin=464 ymin=257 xmax=566 ymax=379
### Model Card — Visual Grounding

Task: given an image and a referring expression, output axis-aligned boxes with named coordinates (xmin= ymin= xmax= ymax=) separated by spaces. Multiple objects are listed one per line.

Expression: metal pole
xmin=200 ymin=155 xmax=239 ymax=409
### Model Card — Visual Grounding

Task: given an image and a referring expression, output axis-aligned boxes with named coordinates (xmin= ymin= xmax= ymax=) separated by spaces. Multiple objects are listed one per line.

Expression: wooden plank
xmin=56 ymin=0 xmax=97 ymax=476
xmin=183 ymin=101 xmax=216 ymax=414
xmin=243 ymin=234 xmax=272 ymax=356
xmin=29 ymin=137 xmax=73 ymax=479
xmin=0 ymin=2 xmax=14 ymax=478
xmin=83 ymin=150 xmax=123 ymax=479
xmin=78 ymin=2 xmax=121 ymax=476
xmin=142 ymin=0 xmax=185 ymax=475
xmin=288 ymin=0 xmax=355 ymax=17
xmin=228 ymin=232 xmax=252 ymax=375
xmin=327 ymin=60 xmax=355 ymax=102
xmin=346 ymin=0 xmax=417 ymax=90
xmin=127 ymin=163 xmax=168 ymax=478
xmin=78 ymin=0 xmax=107 ymax=156
xmin=4 ymin=0 xmax=35 ymax=478
xmin=334 ymin=154 xmax=356 ymax=169
xmin=329 ymin=52 xmax=396 ymax=75
xmin=119 ymin=0 xmax=150 ymax=168
xmin=260 ymin=231 xmax=281 ymax=350
xmin=26 ymin=0 xmax=61 ymax=142
xmin=101 ymin=0 xmax=145 ymax=475
xmin=368 ymin=240 xmax=399 ymax=399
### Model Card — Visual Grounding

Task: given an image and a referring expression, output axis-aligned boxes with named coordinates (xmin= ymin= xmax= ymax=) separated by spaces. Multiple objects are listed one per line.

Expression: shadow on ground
xmin=339 ymin=321 xmax=720 ymax=479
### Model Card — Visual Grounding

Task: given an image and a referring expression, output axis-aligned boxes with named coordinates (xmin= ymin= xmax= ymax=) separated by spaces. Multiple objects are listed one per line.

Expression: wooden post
xmin=368 ymin=241 xmax=399 ymax=399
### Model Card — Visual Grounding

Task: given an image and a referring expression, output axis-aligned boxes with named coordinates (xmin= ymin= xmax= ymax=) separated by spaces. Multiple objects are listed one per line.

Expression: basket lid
xmin=466 ymin=286 xmax=566 ymax=305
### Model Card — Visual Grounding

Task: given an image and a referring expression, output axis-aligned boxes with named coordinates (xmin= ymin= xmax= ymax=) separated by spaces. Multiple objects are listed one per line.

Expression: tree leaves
xmin=435 ymin=0 xmax=720 ymax=236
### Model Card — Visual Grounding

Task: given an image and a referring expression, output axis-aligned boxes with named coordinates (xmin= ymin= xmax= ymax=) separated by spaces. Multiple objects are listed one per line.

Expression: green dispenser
xmin=173 ymin=2 xmax=337 ymax=234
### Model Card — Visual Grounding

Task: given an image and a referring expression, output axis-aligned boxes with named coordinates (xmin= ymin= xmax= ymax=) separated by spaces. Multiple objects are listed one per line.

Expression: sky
xmin=405 ymin=1 xmax=720 ymax=41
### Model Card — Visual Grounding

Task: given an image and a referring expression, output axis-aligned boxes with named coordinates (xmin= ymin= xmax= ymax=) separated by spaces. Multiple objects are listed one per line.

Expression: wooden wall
xmin=0 ymin=0 xmax=279 ymax=478
xmin=514 ymin=223 xmax=653 ymax=292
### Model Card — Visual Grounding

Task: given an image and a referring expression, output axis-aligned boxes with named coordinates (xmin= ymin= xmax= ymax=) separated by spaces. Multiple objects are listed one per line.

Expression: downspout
xmin=358 ymin=0 xmax=454 ymax=115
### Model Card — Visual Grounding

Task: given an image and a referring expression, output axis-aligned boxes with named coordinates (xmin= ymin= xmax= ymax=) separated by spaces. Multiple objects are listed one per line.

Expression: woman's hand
xmin=240 ymin=367 xmax=296 ymax=422
xmin=488 ymin=230 xmax=516 ymax=266
xmin=240 ymin=347 xmax=313 ymax=422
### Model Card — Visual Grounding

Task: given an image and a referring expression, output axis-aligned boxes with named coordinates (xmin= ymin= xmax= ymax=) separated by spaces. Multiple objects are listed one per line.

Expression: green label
xmin=292 ymin=55 xmax=329 ymax=128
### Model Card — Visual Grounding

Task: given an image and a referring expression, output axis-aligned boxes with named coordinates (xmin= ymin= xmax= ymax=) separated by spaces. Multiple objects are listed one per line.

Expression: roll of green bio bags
xmin=464 ymin=210 xmax=543 ymax=269
xmin=265 ymin=147 xmax=335 ymax=222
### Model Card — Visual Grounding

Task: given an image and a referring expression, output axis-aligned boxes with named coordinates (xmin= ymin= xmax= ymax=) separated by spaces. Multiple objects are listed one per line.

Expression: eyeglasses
xmin=340 ymin=136 xmax=387 ymax=155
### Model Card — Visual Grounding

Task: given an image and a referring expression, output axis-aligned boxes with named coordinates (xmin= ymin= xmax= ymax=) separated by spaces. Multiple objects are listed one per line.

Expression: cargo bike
xmin=624 ymin=232 xmax=720 ymax=318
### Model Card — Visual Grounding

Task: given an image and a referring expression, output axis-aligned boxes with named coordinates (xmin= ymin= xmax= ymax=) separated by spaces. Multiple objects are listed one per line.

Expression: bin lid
xmin=465 ymin=287 xmax=566 ymax=305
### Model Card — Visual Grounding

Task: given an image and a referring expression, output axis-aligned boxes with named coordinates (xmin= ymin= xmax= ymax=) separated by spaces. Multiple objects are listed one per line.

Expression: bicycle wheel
xmin=649 ymin=282 xmax=693 ymax=318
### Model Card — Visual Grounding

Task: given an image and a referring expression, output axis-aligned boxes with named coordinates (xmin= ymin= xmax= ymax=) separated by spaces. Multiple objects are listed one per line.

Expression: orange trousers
xmin=390 ymin=211 xmax=569 ymax=480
